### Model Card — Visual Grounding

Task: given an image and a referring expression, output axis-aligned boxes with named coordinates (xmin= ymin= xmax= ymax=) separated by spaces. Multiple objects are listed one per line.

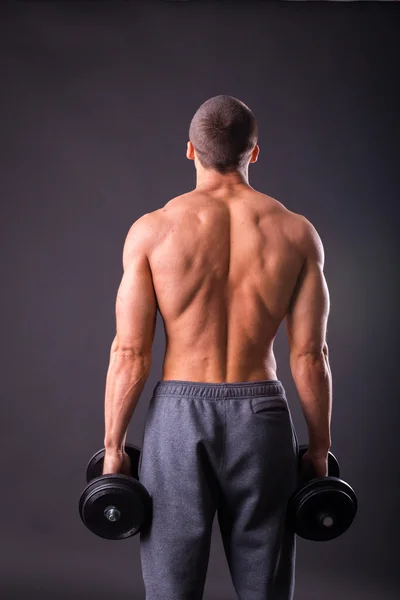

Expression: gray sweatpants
xmin=138 ymin=379 xmax=299 ymax=600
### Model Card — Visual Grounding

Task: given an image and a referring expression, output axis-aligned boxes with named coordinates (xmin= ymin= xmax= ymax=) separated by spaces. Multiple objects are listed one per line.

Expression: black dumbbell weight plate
xmin=79 ymin=474 xmax=150 ymax=540
xmin=291 ymin=477 xmax=358 ymax=541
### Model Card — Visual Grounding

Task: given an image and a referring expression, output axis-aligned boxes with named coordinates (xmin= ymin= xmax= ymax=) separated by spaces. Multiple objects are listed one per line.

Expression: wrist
xmin=308 ymin=442 xmax=331 ymax=455
xmin=104 ymin=440 xmax=125 ymax=453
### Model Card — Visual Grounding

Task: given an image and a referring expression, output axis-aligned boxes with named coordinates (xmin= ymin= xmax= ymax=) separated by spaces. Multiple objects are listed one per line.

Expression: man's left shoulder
xmin=130 ymin=209 xmax=162 ymax=233
xmin=125 ymin=210 xmax=167 ymax=255
xmin=130 ymin=192 xmax=194 ymax=239
xmin=162 ymin=191 xmax=196 ymax=211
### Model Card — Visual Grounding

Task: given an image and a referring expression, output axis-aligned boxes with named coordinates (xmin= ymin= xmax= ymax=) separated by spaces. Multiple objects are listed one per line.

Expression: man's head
xmin=187 ymin=95 xmax=259 ymax=175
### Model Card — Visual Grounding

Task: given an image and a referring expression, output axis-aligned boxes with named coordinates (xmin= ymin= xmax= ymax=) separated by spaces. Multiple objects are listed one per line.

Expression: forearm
xmin=103 ymin=348 xmax=151 ymax=451
xmin=290 ymin=347 xmax=332 ymax=453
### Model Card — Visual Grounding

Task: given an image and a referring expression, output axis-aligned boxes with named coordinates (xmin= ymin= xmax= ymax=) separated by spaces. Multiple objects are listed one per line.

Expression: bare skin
xmin=148 ymin=188 xmax=305 ymax=383
xmin=103 ymin=141 xmax=332 ymax=477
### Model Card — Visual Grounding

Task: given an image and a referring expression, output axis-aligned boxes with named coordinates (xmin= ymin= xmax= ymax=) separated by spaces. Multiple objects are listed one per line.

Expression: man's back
xmin=147 ymin=186 xmax=307 ymax=382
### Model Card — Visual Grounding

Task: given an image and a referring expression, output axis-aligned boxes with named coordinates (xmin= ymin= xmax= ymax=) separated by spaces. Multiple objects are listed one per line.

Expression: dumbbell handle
xmin=104 ymin=506 xmax=121 ymax=522
xmin=318 ymin=512 xmax=334 ymax=528
xmin=86 ymin=444 xmax=141 ymax=484
xmin=298 ymin=445 xmax=340 ymax=479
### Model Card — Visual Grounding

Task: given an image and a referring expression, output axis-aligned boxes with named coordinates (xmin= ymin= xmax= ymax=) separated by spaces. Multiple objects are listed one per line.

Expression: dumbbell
xmin=79 ymin=444 xmax=152 ymax=540
xmin=288 ymin=445 xmax=358 ymax=541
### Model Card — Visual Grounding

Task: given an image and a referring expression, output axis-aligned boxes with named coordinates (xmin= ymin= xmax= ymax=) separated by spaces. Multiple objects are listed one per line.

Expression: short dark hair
xmin=189 ymin=95 xmax=258 ymax=174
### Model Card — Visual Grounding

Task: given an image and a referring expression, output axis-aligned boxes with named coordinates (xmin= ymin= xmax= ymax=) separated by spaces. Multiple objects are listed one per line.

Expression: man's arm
xmin=286 ymin=218 xmax=332 ymax=454
xmin=103 ymin=214 xmax=157 ymax=453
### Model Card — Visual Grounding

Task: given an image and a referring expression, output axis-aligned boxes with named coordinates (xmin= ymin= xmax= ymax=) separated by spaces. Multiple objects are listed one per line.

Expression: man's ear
xmin=187 ymin=141 xmax=195 ymax=160
xmin=250 ymin=145 xmax=260 ymax=164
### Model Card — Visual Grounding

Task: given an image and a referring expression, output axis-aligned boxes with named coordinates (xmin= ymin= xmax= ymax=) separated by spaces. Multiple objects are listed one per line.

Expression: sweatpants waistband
xmin=153 ymin=379 xmax=286 ymax=400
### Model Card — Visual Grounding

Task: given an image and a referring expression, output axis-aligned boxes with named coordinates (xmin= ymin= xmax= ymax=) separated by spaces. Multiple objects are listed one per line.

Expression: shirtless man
xmin=102 ymin=96 xmax=332 ymax=600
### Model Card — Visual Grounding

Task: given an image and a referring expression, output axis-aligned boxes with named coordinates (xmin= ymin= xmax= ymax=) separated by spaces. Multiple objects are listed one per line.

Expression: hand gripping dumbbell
xmin=288 ymin=445 xmax=358 ymax=541
xmin=79 ymin=444 xmax=152 ymax=540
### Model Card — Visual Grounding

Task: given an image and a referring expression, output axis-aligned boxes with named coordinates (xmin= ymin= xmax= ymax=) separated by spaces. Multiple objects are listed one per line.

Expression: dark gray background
xmin=1 ymin=1 xmax=398 ymax=599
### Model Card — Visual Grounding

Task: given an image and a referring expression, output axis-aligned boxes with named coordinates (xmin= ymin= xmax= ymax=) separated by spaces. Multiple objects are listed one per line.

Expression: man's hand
xmin=102 ymin=448 xmax=132 ymax=477
xmin=301 ymin=448 xmax=329 ymax=479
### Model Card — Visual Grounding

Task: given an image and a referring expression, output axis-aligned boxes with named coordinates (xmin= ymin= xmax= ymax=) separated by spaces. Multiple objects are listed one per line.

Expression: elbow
xmin=289 ymin=346 xmax=328 ymax=370
xmin=111 ymin=344 xmax=152 ymax=371
xmin=290 ymin=346 xmax=326 ymax=361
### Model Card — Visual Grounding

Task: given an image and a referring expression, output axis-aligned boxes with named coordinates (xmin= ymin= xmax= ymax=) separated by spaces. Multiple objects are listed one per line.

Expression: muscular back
xmin=147 ymin=188 xmax=311 ymax=383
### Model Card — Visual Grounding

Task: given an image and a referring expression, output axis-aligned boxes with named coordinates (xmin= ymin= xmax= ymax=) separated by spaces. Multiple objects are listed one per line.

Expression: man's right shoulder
xmin=290 ymin=212 xmax=324 ymax=263
xmin=274 ymin=205 xmax=323 ymax=266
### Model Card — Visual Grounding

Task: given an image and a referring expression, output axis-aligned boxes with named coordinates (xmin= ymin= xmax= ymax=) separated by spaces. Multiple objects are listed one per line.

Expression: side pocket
xmin=290 ymin=417 xmax=299 ymax=456
xmin=251 ymin=395 xmax=288 ymax=415
xmin=138 ymin=447 xmax=143 ymax=479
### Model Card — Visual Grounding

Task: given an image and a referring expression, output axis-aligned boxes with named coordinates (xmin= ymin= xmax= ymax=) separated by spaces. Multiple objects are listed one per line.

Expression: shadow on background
xmin=1 ymin=578 xmax=398 ymax=600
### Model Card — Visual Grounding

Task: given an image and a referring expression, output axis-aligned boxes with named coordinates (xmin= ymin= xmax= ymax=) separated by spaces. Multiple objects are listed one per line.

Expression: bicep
xmin=286 ymin=222 xmax=330 ymax=356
